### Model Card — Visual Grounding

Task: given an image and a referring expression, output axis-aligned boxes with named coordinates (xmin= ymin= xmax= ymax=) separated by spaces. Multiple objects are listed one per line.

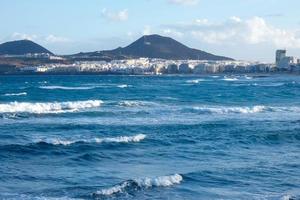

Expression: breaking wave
xmin=223 ymin=77 xmax=239 ymax=81
xmin=3 ymin=92 xmax=27 ymax=96
xmin=0 ymin=100 xmax=103 ymax=114
xmin=93 ymin=174 xmax=182 ymax=197
xmin=36 ymin=134 xmax=146 ymax=146
xmin=117 ymin=84 xmax=130 ymax=88
xmin=118 ymin=100 xmax=153 ymax=107
xmin=39 ymin=86 xmax=96 ymax=90
xmin=191 ymin=105 xmax=300 ymax=114
xmin=186 ymin=79 xmax=205 ymax=84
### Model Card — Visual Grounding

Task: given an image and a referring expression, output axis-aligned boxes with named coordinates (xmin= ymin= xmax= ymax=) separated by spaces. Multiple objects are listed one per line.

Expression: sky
xmin=1 ymin=0 xmax=300 ymax=62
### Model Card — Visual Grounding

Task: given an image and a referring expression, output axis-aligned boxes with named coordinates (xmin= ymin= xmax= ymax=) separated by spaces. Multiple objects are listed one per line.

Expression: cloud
xmin=9 ymin=33 xmax=71 ymax=44
xmin=168 ymin=0 xmax=199 ymax=5
xmin=163 ymin=29 xmax=184 ymax=37
xmin=11 ymin=32 xmax=38 ymax=41
xmin=164 ymin=16 xmax=300 ymax=49
xmin=101 ymin=8 xmax=128 ymax=22
xmin=143 ymin=25 xmax=152 ymax=35
xmin=45 ymin=34 xmax=71 ymax=43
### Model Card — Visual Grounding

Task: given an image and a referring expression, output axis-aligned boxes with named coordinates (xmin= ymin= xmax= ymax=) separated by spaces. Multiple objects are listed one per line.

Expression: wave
xmin=282 ymin=195 xmax=297 ymax=200
xmin=93 ymin=174 xmax=182 ymax=197
xmin=223 ymin=77 xmax=238 ymax=81
xmin=118 ymin=100 xmax=151 ymax=107
xmin=36 ymin=134 xmax=146 ymax=146
xmin=3 ymin=92 xmax=27 ymax=96
xmin=255 ymin=83 xmax=285 ymax=87
xmin=39 ymin=86 xmax=96 ymax=90
xmin=117 ymin=84 xmax=130 ymax=88
xmin=0 ymin=100 xmax=103 ymax=114
xmin=186 ymin=79 xmax=205 ymax=84
xmin=191 ymin=105 xmax=300 ymax=114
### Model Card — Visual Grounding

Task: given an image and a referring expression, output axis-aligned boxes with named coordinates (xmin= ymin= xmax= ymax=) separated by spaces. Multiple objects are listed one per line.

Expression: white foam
xmin=186 ymin=79 xmax=205 ymax=84
xmin=244 ymin=76 xmax=253 ymax=80
xmin=39 ymin=86 xmax=96 ymax=90
xmin=255 ymin=83 xmax=285 ymax=87
xmin=0 ymin=100 xmax=103 ymax=114
xmin=135 ymin=174 xmax=183 ymax=187
xmin=282 ymin=195 xmax=294 ymax=200
xmin=96 ymin=181 xmax=131 ymax=196
xmin=3 ymin=92 xmax=27 ymax=96
xmin=192 ymin=105 xmax=269 ymax=114
xmin=95 ymin=174 xmax=182 ymax=196
xmin=38 ymin=134 xmax=146 ymax=146
xmin=223 ymin=77 xmax=238 ymax=81
xmin=118 ymin=101 xmax=146 ymax=107
xmin=117 ymin=84 xmax=130 ymax=88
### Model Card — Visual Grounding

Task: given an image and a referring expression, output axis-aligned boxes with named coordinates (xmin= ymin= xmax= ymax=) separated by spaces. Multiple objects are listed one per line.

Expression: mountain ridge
xmin=100 ymin=34 xmax=233 ymax=60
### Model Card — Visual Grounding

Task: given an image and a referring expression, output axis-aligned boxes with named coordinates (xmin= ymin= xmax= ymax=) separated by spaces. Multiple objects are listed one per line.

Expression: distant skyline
xmin=1 ymin=0 xmax=300 ymax=62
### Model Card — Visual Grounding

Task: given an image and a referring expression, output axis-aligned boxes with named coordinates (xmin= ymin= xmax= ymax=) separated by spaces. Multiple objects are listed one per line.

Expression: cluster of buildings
xmin=275 ymin=50 xmax=300 ymax=72
xmin=20 ymin=59 xmax=274 ymax=74
xmin=17 ymin=50 xmax=300 ymax=74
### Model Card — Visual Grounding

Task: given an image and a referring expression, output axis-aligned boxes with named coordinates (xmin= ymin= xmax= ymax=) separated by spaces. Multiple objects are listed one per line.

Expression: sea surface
xmin=0 ymin=75 xmax=300 ymax=200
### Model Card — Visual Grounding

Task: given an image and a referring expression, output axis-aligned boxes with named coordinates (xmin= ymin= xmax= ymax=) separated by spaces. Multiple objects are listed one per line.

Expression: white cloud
xmin=11 ymin=32 xmax=38 ymax=41
xmin=168 ymin=0 xmax=199 ymax=5
xmin=45 ymin=34 xmax=70 ymax=43
xmin=101 ymin=8 xmax=128 ymax=22
xmin=143 ymin=25 xmax=152 ymax=35
xmin=163 ymin=29 xmax=184 ymax=37
xmin=166 ymin=16 xmax=300 ymax=49
xmin=9 ymin=32 xmax=71 ymax=44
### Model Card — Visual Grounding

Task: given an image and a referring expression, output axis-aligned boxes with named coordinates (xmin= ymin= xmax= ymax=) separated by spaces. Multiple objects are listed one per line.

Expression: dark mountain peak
xmin=0 ymin=40 xmax=53 ymax=55
xmin=105 ymin=34 xmax=233 ymax=60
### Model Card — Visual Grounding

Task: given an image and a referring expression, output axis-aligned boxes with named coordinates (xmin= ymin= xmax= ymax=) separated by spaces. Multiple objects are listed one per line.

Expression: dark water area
xmin=0 ymin=75 xmax=299 ymax=199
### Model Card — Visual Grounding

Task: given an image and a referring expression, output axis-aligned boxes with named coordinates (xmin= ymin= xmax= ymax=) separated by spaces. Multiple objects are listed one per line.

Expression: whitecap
xmin=3 ymin=92 xmax=27 ymax=96
xmin=192 ymin=105 xmax=269 ymax=114
xmin=37 ymin=134 xmax=146 ymax=146
xmin=282 ymin=195 xmax=295 ymax=200
xmin=118 ymin=101 xmax=147 ymax=107
xmin=39 ymin=86 xmax=96 ymax=90
xmin=244 ymin=76 xmax=253 ymax=80
xmin=223 ymin=77 xmax=238 ymax=81
xmin=117 ymin=84 xmax=130 ymax=88
xmin=93 ymin=174 xmax=182 ymax=196
xmin=255 ymin=83 xmax=285 ymax=87
xmin=186 ymin=79 xmax=205 ymax=84
xmin=0 ymin=100 xmax=103 ymax=114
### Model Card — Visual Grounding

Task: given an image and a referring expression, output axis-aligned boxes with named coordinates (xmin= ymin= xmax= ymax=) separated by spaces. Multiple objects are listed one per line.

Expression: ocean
xmin=0 ymin=75 xmax=299 ymax=200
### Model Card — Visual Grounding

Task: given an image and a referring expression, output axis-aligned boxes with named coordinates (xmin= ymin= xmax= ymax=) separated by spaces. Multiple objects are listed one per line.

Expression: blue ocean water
xmin=0 ymin=75 xmax=300 ymax=200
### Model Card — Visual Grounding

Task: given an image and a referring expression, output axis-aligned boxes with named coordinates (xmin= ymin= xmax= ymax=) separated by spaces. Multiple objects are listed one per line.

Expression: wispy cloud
xmin=168 ymin=0 xmax=199 ymax=6
xmin=11 ymin=32 xmax=38 ymax=41
xmin=10 ymin=33 xmax=71 ymax=44
xmin=45 ymin=35 xmax=71 ymax=43
xmin=101 ymin=8 xmax=128 ymax=22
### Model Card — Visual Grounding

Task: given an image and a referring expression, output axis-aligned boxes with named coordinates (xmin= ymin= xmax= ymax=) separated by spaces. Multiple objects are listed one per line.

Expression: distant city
xmin=0 ymin=34 xmax=299 ymax=75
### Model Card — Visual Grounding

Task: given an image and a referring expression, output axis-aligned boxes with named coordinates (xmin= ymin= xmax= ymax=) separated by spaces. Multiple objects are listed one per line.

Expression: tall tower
xmin=276 ymin=50 xmax=286 ymax=65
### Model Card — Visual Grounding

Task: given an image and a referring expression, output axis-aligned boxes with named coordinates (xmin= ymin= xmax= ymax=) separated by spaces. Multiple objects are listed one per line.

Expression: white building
xmin=276 ymin=49 xmax=299 ymax=69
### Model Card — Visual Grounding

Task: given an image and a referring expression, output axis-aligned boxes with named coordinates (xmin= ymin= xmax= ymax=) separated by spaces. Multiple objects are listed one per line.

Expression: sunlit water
xmin=0 ymin=75 xmax=299 ymax=200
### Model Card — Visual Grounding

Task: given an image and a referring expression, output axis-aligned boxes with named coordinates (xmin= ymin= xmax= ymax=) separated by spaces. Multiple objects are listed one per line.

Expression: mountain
xmin=99 ymin=34 xmax=233 ymax=60
xmin=0 ymin=40 xmax=53 ymax=55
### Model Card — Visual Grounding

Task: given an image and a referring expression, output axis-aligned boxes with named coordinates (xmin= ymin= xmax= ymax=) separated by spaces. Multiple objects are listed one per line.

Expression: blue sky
xmin=1 ymin=0 xmax=300 ymax=61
